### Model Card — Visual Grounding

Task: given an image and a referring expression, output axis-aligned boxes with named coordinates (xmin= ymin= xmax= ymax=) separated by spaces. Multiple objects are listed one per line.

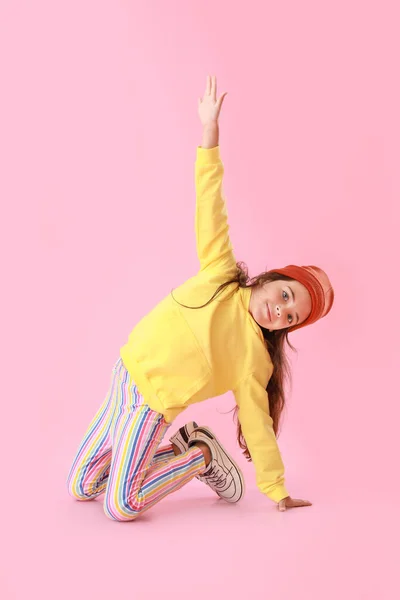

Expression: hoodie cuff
xmin=196 ymin=145 xmax=221 ymax=164
xmin=265 ymin=485 xmax=291 ymax=504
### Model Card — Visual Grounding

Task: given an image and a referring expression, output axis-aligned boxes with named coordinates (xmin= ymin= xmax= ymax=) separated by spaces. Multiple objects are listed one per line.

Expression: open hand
xmin=278 ymin=496 xmax=312 ymax=512
xmin=198 ymin=75 xmax=228 ymax=127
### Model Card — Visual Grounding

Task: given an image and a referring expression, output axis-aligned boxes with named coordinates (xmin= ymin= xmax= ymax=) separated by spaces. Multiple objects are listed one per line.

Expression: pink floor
xmin=4 ymin=456 xmax=397 ymax=600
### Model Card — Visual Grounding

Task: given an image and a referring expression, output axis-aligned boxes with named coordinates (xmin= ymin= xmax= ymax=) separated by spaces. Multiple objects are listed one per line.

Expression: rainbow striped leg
xmin=103 ymin=403 xmax=205 ymax=521
xmin=67 ymin=358 xmax=206 ymax=520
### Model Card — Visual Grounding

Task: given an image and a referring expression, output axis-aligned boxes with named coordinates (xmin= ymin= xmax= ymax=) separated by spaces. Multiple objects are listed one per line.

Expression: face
xmin=248 ymin=279 xmax=312 ymax=331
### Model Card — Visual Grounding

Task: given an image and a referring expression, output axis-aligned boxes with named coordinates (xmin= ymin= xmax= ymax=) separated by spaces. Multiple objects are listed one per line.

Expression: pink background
xmin=1 ymin=1 xmax=399 ymax=598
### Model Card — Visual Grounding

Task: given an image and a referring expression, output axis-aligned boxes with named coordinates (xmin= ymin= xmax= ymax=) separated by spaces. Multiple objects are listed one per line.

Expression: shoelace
xmin=203 ymin=465 xmax=227 ymax=489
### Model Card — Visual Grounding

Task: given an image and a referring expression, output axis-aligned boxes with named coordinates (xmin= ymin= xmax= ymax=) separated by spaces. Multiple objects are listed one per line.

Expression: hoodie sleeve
xmin=195 ymin=146 xmax=237 ymax=278
xmin=233 ymin=372 xmax=290 ymax=503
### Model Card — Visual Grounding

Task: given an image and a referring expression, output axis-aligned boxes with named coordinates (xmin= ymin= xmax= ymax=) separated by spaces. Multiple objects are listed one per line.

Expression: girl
xmin=67 ymin=75 xmax=334 ymax=520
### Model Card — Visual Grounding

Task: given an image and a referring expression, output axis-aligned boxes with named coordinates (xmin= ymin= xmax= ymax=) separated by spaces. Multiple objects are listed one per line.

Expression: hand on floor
xmin=278 ymin=496 xmax=312 ymax=511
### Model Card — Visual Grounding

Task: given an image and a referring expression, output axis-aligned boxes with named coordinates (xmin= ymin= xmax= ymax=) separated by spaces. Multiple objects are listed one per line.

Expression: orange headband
xmin=272 ymin=265 xmax=334 ymax=332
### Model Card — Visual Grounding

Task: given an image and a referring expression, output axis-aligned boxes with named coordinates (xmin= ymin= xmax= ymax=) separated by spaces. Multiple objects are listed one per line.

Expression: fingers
xmin=200 ymin=75 xmax=227 ymax=115
xmin=218 ymin=92 xmax=228 ymax=108
xmin=206 ymin=75 xmax=211 ymax=96
xmin=292 ymin=499 xmax=312 ymax=507
xmin=205 ymin=75 xmax=217 ymax=98
xmin=277 ymin=498 xmax=312 ymax=511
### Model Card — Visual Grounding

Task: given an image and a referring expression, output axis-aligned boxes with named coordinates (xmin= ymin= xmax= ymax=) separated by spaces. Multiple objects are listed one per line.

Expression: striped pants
xmin=67 ymin=357 xmax=206 ymax=521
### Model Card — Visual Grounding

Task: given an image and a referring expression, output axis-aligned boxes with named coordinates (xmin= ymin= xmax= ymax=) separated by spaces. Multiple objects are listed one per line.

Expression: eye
xmin=283 ymin=290 xmax=293 ymax=323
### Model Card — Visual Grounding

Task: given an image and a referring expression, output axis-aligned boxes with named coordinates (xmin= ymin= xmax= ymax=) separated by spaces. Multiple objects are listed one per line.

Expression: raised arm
xmin=195 ymin=76 xmax=236 ymax=277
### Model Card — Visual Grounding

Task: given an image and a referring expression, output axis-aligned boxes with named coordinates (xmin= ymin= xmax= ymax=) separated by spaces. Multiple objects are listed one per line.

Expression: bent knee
xmin=103 ymin=499 xmax=141 ymax=522
xmin=67 ymin=479 xmax=93 ymax=501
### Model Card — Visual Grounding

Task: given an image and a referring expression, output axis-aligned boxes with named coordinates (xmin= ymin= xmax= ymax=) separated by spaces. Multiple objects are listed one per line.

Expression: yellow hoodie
xmin=120 ymin=145 xmax=289 ymax=503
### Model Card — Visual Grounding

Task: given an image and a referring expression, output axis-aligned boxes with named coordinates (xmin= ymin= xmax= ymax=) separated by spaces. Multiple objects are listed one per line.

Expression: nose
xmin=275 ymin=305 xmax=287 ymax=320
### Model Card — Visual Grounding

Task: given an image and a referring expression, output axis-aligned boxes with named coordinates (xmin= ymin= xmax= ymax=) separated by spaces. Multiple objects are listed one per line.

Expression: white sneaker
xmin=169 ymin=421 xmax=198 ymax=453
xmin=188 ymin=426 xmax=245 ymax=504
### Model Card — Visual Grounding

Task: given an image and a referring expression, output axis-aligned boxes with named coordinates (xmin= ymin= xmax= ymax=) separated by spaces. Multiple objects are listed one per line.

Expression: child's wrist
xmin=201 ymin=122 xmax=219 ymax=148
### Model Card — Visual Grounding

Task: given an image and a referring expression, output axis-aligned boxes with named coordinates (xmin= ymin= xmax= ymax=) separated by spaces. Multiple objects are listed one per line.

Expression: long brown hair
xmin=171 ymin=262 xmax=297 ymax=461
